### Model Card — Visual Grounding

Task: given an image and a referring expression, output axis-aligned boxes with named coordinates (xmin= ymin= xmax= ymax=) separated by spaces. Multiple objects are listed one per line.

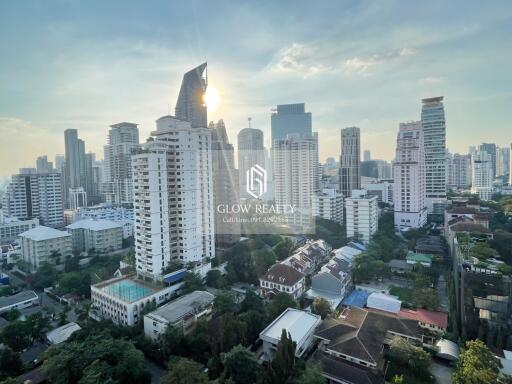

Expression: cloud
xmin=342 ymin=47 xmax=417 ymax=75
xmin=418 ymin=76 xmax=444 ymax=85
xmin=270 ymin=43 xmax=331 ymax=77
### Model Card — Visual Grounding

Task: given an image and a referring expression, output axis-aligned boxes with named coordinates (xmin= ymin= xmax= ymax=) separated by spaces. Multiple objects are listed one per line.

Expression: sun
xmin=204 ymin=85 xmax=220 ymax=111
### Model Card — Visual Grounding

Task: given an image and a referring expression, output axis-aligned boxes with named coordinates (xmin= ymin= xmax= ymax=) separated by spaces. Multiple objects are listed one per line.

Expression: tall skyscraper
xmin=132 ymin=115 xmax=214 ymax=281
xmin=479 ymin=143 xmax=497 ymax=180
xmin=237 ymin=127 xmax=265 ymax=199
xmin=3 ymin=168 xmax=64 ymax=227
xmin=54 ymin=154 xmax=65 ymax=173
xmin=393 ymin=121 xmax=427 ymax=230
xmin=339 ymin=127 xmax=361 ymax=197
xmin=421 ymin=97 xmax=447 ymax=214
xmin=496 ymin=146 xmax=510 ymax=178
xmin=103 ymin=122 xmax=140 ymax=205
xmin=210 ymin=120 xmax=240 ymax=247
xmin=272 ymin=133 xmax=319 ymax=230
xmin=271 ymin=103 xmax=312 ymax=142
xmin=175 ymin=62 xmax=207 ymax=128
xmin=447 ymin=153 xmax=472 ymax=189
xmin=471 ymin=150 xmax=494 ymax=201
xmin=63 ymin=129 xmax=97 ymax=207
xmin=363 ymin=150 xmax=371 ymax=162
xmin=36 ymin=155 xmax=53 ymax=173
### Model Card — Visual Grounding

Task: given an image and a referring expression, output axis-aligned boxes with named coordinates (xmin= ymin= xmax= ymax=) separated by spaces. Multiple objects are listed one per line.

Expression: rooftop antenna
xmin=248 ymin=117 xmax=252 ymax=128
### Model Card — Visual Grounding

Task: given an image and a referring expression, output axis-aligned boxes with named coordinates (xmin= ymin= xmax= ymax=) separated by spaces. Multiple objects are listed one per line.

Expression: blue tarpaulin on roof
xmin=163 ymin=269 xmax=188 ymax=284
xmin=341 ymin=290 xmax=369 ymax=308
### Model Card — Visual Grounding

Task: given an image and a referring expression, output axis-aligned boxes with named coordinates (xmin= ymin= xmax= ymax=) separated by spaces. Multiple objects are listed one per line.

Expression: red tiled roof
xmin=398 ymin=308 xmax=448 ymax=329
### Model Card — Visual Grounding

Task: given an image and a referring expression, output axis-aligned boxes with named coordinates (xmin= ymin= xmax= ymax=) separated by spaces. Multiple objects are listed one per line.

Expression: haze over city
xmin=1 ymin=0 xmax=511 ymax=177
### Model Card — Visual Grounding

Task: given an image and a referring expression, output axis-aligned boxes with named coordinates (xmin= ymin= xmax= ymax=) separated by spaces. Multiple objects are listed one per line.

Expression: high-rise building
xmin=479 ymin=143 xmax=497 ymax=179
xmin=345 ymin=189 xmax=378 ymax=244
xmin=510 ymin=144 xmax=512 ymax=186
xmin=103 ymin=122 xmax=140 ymax=205
xmin=237 ymin=127 xmax=266 ymax=199
xmin=393 ymin=121 xmax=427 ymax=230
xmin=312 ymin=188 xmax=344 ymax=226
xmin=447 ymin=153 xmax=472 ymax=189
xmin=339 ymin=127 xmax=361 ymax=197
xmin=363 ymin=150 xmax=371 ymax=162
xmin=421 ymin=97 xmax=447 ymax=215
xmin=175 ymin=63 xmax=207 ymax=128
xmin=496 ymin=146 xmax=510 ymax=178
xmin=271 ymin=103 xmax=312 ymax=142
xmin=36 ymin=155 xmax=53 ymax=173
xmin=132 ymin=115 xmax=214 ymax=281
xmin=272 ymin=133 xmax=319 ymax=230
xmin=471 ymin=150 xmax=494 ymax=201
xmin=375 ymin=160 xmax=393 ymax=180
xmin=54 ymin=154 xmax=65 ymax=173
xmin=210 ymin=120 xmax=240 ymax=247
xmin=3 ymin=168 xmax=64 ymax=227
xmin=63 ymin=129 xmax=97 ymax=207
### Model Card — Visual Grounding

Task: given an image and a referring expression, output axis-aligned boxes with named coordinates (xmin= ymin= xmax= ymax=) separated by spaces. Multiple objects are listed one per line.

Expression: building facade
xmin=393 ymin=121 xmax=427 ymax=230
xmin=0 ymin=216 xmax=39 ymax=244
xmin=19 ymin=226 xmax=72 ymax=271
xmin=471 ymin=150 xmax=494 ymax=201
xmin=66 ymin=218 xmax=123 ymax=254
xmin=237 ymin=127 xmax=266 ymax=200
xmin=271 ymin=103 xmax=312 ymax=142
xmin=103 ymin=122 xmax=139 ymax=205
xmin=447 ymin=153 xmax=472 ymax=189
xmin=132 ymin=116 xmax=215 ymax=281
xmin=421 ymin=97 xmax=447 ymax=214
xmin=3 ymin=169 xmax=64 ymax=227
xmin=339 ymin=127 xmax=361 ymax=198
xmin=345 ymin=190 xmax=379 ymax=244
xmin=175 ymin=63 xmax=207 ymax=128
xmin=312 ymin=188 xmax=344 ymax=226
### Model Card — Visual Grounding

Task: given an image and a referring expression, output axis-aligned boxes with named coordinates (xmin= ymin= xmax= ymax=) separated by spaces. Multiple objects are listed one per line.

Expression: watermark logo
xmin=246 ymin=164 xmax=267 ymax=198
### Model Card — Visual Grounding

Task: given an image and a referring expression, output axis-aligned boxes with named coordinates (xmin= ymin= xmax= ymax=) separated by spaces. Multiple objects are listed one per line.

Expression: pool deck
xmin=93 ymin=276 xmax=161 ymax=303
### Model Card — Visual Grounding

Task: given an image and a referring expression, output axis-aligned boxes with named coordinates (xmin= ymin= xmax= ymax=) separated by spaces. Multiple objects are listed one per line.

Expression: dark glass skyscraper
xmin=175 ymin=62 xmax=207 ymax=128
xmin=270 ymin=103 xmax=312 ymax=142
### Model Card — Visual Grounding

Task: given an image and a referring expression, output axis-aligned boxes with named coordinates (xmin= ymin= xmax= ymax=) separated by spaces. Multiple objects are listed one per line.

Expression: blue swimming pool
xmin=102 ymin=279 xmax=153 ymax=302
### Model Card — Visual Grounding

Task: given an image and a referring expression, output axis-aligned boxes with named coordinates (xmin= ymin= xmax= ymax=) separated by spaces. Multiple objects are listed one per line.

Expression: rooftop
xmin=261 ymin=263 xmax=304 ymax=286
xmin=145 ymin=290 xmax=214 ymax=324
xmin=0 ymin=290 xmax=38 ymax=309
xmin=93 ymin=277 xmax=159 ymax=303
xmin=46 ymin=322 xmax=82 ymax=344
xmin=314 ymin=351 xmax=384 ymax=384
xmin=406 ymin=251 xmax=433 ymax=264
xmin=398 ymin=308 xmax=448 ymax=329
xmin=19 ymin=226 xmax=70 ymax=241
xmin=315 ymin=307 xmax=419 ymax=366
xmin=260 ymin=308 xmax=321 ymax=346
xmin=66 ymin=218 xmax=122 ymax=231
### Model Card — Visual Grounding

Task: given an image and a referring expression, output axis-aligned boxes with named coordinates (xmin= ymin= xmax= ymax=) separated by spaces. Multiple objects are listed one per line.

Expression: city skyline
xmin=1 ymin=1 xmax=512 ymax=177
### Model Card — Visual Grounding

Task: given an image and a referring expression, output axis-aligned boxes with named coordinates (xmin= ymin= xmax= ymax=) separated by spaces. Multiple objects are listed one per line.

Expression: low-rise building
xmin=314 ymin=307 xmax=420 ymax=383
xmin=64 ymin=204 xmax=134 ymax=238
xmin=389 ymin=259 xmax=414 ymax=274
xmin=0 ymin=290 xmax=39 ymax=313
xmin=46 ymin=322 xmax=82 ymax=344
xmin=0 ymin=216 xmax=39 ymax=245
xmin=398 ymin=308 xmax=448 ymax=333
xmin=366 ymin=292 xmax=401 ymax=314
xmin=259 ymin=263 xmax=305 ymax=299
xmin=312 ymin=189 xmax=344 ymax=226
xmin=406 ymin=251 xmax=433 ymax=268
xmin=345 ymin=189 xmax=379 ymax=244
xmin=90 ymin=276 xmax=181 ymax=326
xmin=144 ymin=290 xmax=214 ymax=340
xmin=281 ymin=239 xmax=330 ymax=275
xmin=19 ymin=226 xmax=72 ymax=271
xmin=66 ymin=218 xmax=123 ymax=254
xmin=260 ymin=308 xmax=321 ymax=361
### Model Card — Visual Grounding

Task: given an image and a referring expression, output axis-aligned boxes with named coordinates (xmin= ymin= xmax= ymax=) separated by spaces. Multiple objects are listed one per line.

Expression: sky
xmin=0 ymin=0 xmax=511 ymax=177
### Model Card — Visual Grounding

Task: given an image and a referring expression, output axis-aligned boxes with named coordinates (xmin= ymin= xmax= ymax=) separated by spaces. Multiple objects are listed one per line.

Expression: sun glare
xmin=204 ymin=85 xmax=220 ymax=111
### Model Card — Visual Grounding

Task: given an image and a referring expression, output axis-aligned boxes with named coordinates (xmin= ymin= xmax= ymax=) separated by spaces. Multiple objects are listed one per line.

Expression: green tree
xmin=240 ymin=290 xmax=265 ymax=313
xmin=161 ymin=326 xmax=186 ymax=359
xmin=0 ymin=321 xmax=31 ymax=352
xmin=219 ymin=313 xmax=247 ymax=353
xmin=274 ymin=238 xmax=296 ymax=261
xmin=268 ymin=330 xmax=297 ymax=384
xmin=206 ymin=269 xmax=228 ymax=288
xmin=293 ymin=362 xmax=324 ymax=384
xmin=181 ymin=272 xmax=205 ymax=294
xmin=311 ymin=298 xmax=331 ymax=319
xmin=64 ymin=255 xmax=80 ymax=272
xmin=452 ymin=339 xmax=501 ymax=384
xmin=213 ymin=290 xmax=238 ymax=315
xmin=0 ymin=347 xmax=23 ymax=378
xmin=239 ymin=310 xmax=266 ymax=345
xmin=30 ymin=262 xmax=58 ymax=290
xmin=161 ymin=357 xmax=208 ymax=384
xmin=222 ymin=345 xmax=261 ymax=384
xmin=413 ymin=287 xmax=439 ymax=310
xmin=253 ymin=250 xmax=276 ymax=276
xmin=267 ymin=293 xmax=298 ymax=321
xmin=391 ymin=374 xmax=405 ymax=384
xmin=2 ymin=308 xmax=20 ymax=321
xmin=388 ymin=336 xmax=431 ymax=380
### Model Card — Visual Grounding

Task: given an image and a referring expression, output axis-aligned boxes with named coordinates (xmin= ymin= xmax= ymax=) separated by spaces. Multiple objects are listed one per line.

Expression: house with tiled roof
xmin=314 ymin=307 xmax=421 ymax=383
xmin=398 ymin=308 xmax=448 ymax=332
xmin=259 ymin=263 xmax=305 ymax=299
